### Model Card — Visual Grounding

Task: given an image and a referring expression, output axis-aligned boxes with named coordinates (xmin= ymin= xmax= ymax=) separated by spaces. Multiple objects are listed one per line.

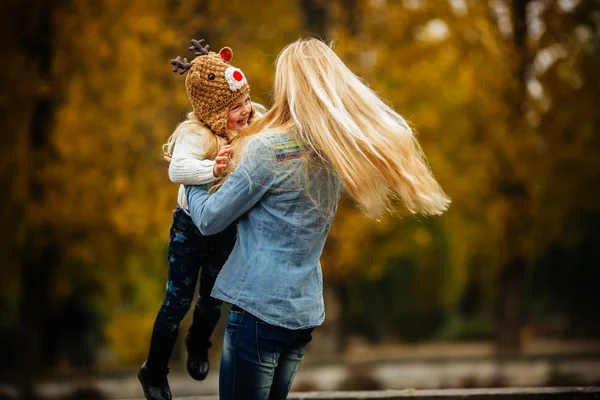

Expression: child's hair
xmin=238 ymin=38 xmax=450 ymax=218
xmin=163 ymin=102 xmax=267 ymax=161
xmin=162 ymin=112 xmax=210 ymax=159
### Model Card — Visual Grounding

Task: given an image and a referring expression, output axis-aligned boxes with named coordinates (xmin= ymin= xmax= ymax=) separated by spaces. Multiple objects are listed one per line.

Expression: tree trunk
xmin=494 ymin=0 xmax=531 ymax=356
xmin=193 ymin=0 xmax=211 ymax=44
xmin=14 ymin=0 xmax=62 ymax=391
xmin=299 ymin=0 xmax=330 ymax=40
xmin=343 ymin=0 xmax=360 ymax=37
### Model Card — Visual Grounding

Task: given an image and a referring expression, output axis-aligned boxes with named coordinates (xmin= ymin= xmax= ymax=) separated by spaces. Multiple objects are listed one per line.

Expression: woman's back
xmin=187 ymin=132 xmax=342 ymax=329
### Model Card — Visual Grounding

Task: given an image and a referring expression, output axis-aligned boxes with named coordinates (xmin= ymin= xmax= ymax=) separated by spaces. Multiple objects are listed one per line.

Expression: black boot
xmin=138 ymin=361 xmax=172 ymax=400
xmin=139 ymin=329 xmax=176 ymax=400
xmin=185 ymin=333 xmax=211 ymax=381
xmin=185 ymin=308 xmax=220 ymax=381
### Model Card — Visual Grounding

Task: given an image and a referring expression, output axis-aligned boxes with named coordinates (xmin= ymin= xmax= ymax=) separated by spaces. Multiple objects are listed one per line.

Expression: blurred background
xmin=1 ymin=0 xmax=600 ymax=397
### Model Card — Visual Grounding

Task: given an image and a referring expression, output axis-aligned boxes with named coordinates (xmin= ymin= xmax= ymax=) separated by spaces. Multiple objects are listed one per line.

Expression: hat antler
xmin=189 ymin=39 xmax=210 ymax=56
xmin=170 ymin=56 xmax=192 ymax=75
xmin=169 ymin=39 xmax=210 ymax=74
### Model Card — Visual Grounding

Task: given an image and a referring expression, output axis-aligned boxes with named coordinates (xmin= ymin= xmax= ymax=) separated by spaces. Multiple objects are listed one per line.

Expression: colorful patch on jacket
xmin=267 ymin=135 xmax=304 ymax=162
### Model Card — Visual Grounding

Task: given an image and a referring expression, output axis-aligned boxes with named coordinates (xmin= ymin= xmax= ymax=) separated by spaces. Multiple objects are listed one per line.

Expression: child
xmin=138 ymin=39 xmax=263 ymax=400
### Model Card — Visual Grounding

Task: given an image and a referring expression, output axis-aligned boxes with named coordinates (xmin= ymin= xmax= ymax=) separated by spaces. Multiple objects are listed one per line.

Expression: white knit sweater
xmin=168 ymin=126 xmax=216 ymax=210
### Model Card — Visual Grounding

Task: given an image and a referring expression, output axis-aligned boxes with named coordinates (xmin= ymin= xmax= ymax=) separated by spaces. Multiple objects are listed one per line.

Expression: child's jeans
xmin=219 ymin=306 xmax=314 ymax=400
xmin=153 ymin=206 xmax=237 ymax=339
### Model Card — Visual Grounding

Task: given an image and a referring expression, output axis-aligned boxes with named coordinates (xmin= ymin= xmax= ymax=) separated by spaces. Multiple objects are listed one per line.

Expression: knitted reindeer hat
xmin=171 ymin=39 xmax=251 ymax=137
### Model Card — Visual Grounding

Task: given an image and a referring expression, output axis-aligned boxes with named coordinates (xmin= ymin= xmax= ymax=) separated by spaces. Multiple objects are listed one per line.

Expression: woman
xmin=186 ymin=38 xmax=450 ymax=399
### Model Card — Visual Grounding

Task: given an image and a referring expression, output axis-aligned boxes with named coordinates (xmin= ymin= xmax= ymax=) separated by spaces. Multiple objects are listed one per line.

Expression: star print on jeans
xmin=180 ymin=297 xmax=191 ymax=306
xmin=173 ymin=232 xmax=187 ymax=244
xmin=166 ymin=281 xmax=179 ymax=296
xmin=184 ymin=277 xmax=193 ymax=286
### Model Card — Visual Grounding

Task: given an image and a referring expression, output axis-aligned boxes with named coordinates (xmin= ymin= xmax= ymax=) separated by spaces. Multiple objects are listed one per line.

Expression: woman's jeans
xmin=153 ymin=207 xmax=237 ymax=339
xmin=219 ymin=307 xmax=314 ymax=400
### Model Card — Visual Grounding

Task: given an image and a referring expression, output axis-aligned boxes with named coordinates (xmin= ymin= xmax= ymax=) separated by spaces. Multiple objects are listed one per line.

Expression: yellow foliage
xmin=104 ymin=311 xmax=155 ymax=366
xmin=3 ymin=0 xmax=599 ymax=363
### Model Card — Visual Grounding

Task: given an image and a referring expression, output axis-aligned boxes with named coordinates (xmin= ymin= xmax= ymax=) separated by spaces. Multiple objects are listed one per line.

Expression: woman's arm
xmin=168 ymin=133 xmax=216 ymax=185
xmin=186 ymin=138 xmax=274 ymax=235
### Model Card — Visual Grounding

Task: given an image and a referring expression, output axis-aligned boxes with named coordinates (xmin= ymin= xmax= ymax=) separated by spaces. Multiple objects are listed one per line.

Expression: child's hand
xmin=213 ymin=145 xmax=232 ymax=177
xmin=163 ymin=154 xmax=172 ymax=163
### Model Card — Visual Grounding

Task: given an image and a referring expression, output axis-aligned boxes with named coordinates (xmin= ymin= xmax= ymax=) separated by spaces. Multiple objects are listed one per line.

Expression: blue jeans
xmin=219 ymin=307 xmax=314 ymax=400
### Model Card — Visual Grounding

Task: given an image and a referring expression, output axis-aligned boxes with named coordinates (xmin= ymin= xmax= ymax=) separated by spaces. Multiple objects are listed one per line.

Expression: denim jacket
xmin=186 ymin=133 xmax=342 ymax=330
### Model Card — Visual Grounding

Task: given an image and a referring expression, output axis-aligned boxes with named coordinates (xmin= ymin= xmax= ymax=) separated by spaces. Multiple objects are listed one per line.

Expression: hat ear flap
xmin=207 ymin=111 xmax=229 ymax=138
xmin=219 ymin=47 xmax=233 ymax=63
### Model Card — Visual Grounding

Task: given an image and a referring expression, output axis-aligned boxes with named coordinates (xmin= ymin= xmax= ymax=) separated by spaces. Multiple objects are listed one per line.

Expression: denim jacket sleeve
xmin=185 ymin=137 xmax=275 ymax=236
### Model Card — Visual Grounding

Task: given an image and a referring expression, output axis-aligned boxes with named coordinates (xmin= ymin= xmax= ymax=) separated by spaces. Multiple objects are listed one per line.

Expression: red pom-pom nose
xmin=233 ymin=70 xmax=243 ymax=81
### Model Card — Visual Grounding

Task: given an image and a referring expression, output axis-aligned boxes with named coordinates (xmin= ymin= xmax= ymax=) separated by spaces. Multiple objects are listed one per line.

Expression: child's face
xmin=227 ymin=93 xmax=252 ymax=132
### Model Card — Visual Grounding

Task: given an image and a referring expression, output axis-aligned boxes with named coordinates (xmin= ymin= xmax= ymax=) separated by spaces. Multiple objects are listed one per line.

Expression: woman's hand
xmin=213 ymin=145 xmax=232 ymax=177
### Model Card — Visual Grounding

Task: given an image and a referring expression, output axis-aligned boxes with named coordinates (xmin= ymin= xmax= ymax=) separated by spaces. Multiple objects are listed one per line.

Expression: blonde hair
xmin=237 ymin=38 xmax=450 ymax=217
xmin=163 ymin=102 xmax=267 ymax=161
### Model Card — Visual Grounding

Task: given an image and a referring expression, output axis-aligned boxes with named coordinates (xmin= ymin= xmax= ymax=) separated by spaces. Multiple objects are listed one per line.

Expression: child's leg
xmin=185 ymin=222 xmax=237 ymax=380
xmin=189 ymin=222 xmax=237 ymax=339
xmin=148 ymin=208 xmax=209 ymax=370
xmin=140 ymin=208 xmax=209 ymax=399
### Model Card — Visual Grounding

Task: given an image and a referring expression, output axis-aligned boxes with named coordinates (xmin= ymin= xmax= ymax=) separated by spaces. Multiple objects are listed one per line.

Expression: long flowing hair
xmin=226 ymin=39 xmax=450 ymax=217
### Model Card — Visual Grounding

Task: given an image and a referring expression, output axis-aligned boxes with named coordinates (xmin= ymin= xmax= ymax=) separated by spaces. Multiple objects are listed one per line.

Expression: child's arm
xmin=168 ymin=132 xmax=216 ymax=185
xmin=185 ymin=138 xmax=274 ymax=235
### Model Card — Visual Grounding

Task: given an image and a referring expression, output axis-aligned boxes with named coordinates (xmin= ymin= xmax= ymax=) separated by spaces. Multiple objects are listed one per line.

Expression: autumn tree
xmin=2 ymin=0 xmax=599 ymax=376
xmin=0 ymin=0 xmax=67 ymax=389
